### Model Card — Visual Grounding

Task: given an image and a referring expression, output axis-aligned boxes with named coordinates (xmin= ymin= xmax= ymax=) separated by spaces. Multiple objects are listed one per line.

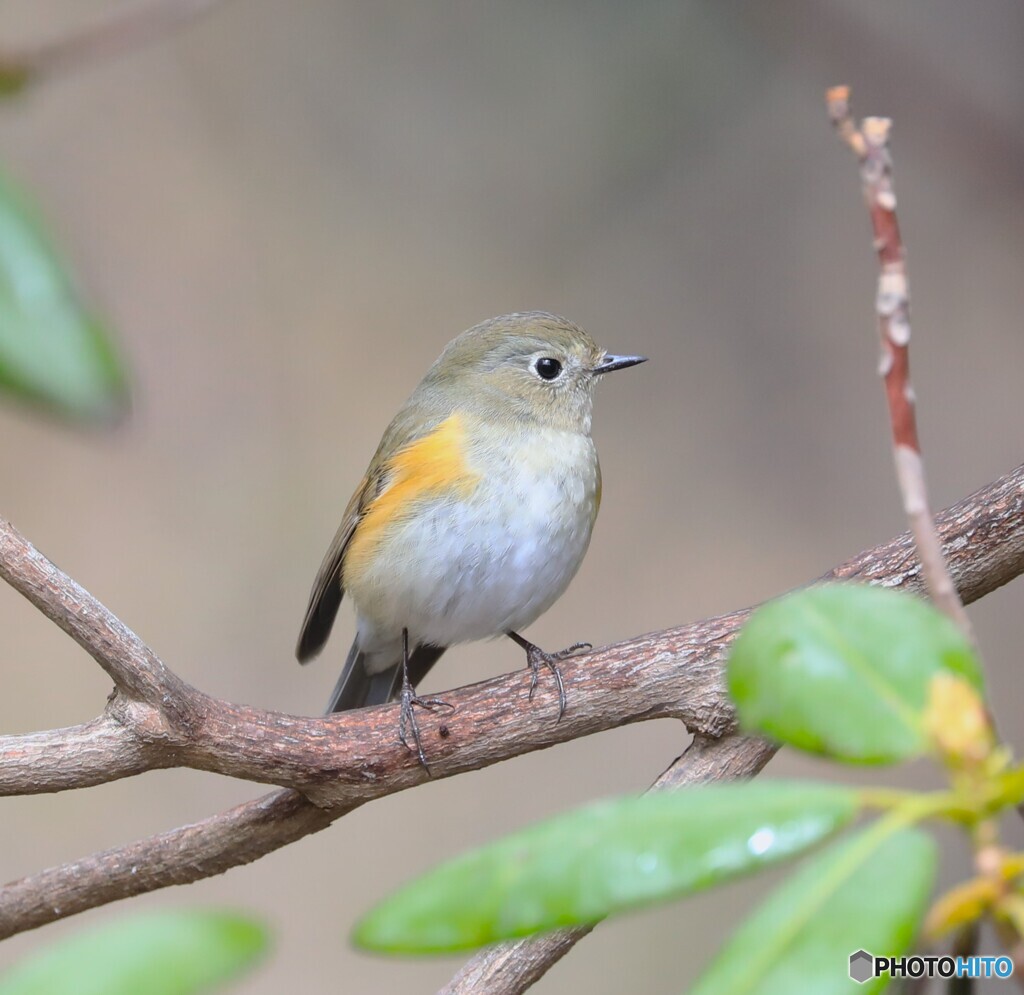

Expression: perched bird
xmin=296 ymin=312 xmax=645 ymax=763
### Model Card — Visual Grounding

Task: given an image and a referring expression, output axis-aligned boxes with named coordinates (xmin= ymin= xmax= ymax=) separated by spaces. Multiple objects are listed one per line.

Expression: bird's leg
xmin=506 ymin=631 xmax=592 ymax=720
xmin=397 ymin=628 xmax=452 ymax=770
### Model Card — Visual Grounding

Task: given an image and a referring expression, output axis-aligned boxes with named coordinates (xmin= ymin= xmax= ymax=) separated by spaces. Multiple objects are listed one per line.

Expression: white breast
xmin=350 ymin=424 xmax=600 ymax=656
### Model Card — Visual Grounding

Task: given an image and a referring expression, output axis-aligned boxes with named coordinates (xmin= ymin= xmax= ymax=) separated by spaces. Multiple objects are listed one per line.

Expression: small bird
xmin=296 ymin=312 xmax=645 ymax=763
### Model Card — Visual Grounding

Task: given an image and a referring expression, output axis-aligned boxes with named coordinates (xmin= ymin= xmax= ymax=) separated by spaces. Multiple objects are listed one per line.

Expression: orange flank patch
xmin=344 ymin=413 xmax=480 ymax=582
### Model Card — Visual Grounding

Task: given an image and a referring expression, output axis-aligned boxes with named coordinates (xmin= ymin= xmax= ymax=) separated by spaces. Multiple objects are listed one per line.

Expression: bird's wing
xmin=295 ymin=399 xmax=453 ymax=663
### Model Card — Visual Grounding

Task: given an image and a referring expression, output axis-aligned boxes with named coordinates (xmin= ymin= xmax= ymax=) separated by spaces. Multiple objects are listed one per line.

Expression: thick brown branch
xmin=0 ymin=615 xmax=737 ymax=801
xmin=0 ymin=708 xmax=160 ymax=794
xmin=6 ymin=457 xmax=1021 ymax=802
xmin=1 ymin=463 xmax=1021 ymax=941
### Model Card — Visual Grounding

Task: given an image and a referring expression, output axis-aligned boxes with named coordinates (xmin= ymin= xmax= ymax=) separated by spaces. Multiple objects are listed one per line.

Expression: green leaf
xmin=0 ymin=65 xmax=28 ymax=98
xmin=0 ymin=910 xmax=269 ymax=995
xmin=727 ymin=584 xmax=983 ymax=764
xmin=690 ymin=824 xmax=936 ymax=995
xmin=0 ymin=168 xmax=127 ymax=421
xmin=354 ymin=781 xmax=859 ymax=953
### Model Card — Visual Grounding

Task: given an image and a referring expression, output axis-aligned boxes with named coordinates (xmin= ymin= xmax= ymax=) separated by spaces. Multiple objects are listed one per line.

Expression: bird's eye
xmin=534 ymin=357 xmax=563 ymax=381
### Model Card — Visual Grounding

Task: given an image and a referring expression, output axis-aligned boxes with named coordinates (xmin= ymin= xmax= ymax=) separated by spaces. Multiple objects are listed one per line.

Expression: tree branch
xmin=0 ymin=710 xmax=159 ymax=793
xmin=0 ymin=789 xmax=336 ymax=938
xmin=1 ymin=462 xmax=1022 ymax=942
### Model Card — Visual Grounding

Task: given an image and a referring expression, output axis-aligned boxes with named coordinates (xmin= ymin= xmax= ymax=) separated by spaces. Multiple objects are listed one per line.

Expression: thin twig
xmin=826 ymin=85 xmax=975 ymax=644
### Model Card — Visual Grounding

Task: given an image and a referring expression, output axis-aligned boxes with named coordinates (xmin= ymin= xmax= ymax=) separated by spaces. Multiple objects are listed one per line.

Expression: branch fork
xmin=2 ymin=455 xmax=1022 ymax=957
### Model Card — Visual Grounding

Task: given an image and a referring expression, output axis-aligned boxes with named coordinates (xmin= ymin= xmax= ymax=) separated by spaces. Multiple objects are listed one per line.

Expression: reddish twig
xmin=826 ymin=85 xmax=974 ymax=643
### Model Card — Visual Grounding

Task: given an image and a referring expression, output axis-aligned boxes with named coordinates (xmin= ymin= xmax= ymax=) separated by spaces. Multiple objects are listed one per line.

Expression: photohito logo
xmin=849 ymin=949 xmax=1014 ymax=984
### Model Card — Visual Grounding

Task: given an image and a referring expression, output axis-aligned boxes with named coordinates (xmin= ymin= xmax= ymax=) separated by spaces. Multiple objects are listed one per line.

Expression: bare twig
xmin=826 ymin=85 xmax=974 ymax=643
xmin=2 ymin=462 xmax=1021 ymax=942
xmin=0 ymin=0 xmax=226 ymax=92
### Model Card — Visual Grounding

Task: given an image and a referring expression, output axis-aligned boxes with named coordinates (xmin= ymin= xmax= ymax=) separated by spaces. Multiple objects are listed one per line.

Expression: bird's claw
xmin=398 ymin=688 xmax=452 ymax=770
xmin=525 ymin=641 xmax=590 ymax=719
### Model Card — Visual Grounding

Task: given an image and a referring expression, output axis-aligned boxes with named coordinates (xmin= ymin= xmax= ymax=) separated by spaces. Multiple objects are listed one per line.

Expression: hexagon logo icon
xmin=849 ymin=949 xmax=874 ymax=984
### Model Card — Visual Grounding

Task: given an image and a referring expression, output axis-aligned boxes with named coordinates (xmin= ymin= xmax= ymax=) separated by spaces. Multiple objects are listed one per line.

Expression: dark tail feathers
xmin=327 ymin=640 xmax=447 ymax=713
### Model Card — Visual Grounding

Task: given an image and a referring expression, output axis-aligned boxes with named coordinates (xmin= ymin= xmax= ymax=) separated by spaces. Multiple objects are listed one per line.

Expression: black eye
xmin=534 ymin=357 xmax=563 ymax=380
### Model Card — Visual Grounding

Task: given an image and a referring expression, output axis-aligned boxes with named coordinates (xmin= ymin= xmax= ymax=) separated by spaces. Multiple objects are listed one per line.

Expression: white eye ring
xmin=533 ymin=356 xmax=564 ymax=381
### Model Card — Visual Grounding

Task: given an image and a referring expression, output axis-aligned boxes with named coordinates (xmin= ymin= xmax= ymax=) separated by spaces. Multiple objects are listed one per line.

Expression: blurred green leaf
xmin=728 ymin=584 xmax=983 ymax=764
xmin=690 ymin=825 xmax=936 ymax=995
xmin=0 ymin=168 xmax=127 ymax=421
xmin=353 ymin=781 xmax=859 ymax=953
xmin=0 ymin=909 xmax=269 ymax=995
xmin=0 ymin=63 xmax=28 ymax=98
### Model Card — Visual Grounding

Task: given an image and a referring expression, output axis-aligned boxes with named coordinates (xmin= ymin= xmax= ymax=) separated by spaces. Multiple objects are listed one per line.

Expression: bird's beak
xmin=594 ymin=353 xmax=648 ymax=375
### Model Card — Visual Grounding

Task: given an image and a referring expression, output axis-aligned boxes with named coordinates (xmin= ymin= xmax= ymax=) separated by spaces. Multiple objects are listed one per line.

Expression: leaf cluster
xmin=356 ymin=585 xmax=1024 ymax=993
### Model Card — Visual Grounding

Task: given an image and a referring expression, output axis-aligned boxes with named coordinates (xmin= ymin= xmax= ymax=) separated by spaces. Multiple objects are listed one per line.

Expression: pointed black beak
xmin=594 ymin=353 xmax=648 ymax=375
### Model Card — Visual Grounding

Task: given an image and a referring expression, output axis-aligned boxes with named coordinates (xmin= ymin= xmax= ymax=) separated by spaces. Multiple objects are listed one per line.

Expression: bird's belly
xmin=349 ymin=432 xmax=599 ymax=649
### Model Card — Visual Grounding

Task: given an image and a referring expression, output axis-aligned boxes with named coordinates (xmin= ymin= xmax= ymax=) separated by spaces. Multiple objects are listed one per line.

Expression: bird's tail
xmin=326 ymin=640 xmax=448 ymax=713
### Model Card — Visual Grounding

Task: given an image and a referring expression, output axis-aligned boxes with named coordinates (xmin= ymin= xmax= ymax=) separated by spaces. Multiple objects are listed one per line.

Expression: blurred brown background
xmin=1 ymin=1 xmax=1022 ymax=992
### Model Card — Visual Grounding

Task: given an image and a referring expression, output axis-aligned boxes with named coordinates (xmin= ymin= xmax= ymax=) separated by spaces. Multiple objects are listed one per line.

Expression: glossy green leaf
xmin=728 ymin=584 xmax=983 ymax=764
xmin=690 ymin=824 xmax=936 ymax=995
xmin=0 ymin=910 xmax=269 ymax=995
xmin=354 ymin=781 xmax=859 ymax=953
xmin=0 ymin=169 xmax=127 ymax=420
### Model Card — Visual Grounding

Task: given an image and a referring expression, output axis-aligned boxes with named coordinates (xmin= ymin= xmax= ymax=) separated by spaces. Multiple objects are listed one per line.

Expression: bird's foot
xmin=508 ymin=632 xmax=591 ymax=720
xmin=398 ymin=686 xmax=453 ymax=771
